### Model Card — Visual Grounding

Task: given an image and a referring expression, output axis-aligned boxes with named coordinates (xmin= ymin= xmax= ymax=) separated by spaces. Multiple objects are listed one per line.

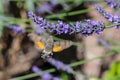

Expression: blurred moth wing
xmin=28 ymin=32 xmax=54 ymax=59
xmin=52 ymin=40 xmax=73 ymax=52
xmin=28 ymin=32 xmax=48 ymax=51
xmin=28 ymin=32 xmax=42 ymax=42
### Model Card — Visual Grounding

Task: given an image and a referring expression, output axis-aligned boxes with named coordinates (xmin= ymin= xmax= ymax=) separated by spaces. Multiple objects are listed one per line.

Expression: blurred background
xmin=0 ymin=0 xmax=120 ymax=80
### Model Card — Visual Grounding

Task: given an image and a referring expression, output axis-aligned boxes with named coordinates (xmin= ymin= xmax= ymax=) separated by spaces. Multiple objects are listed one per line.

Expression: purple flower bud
xmin=50 ymin=0 xmax=58 ymax=7
xmin=75 ymin=20 xmax=105 ymax=36
xmin=34 ymin=23 xmax=45 ymax=35
xmin=97 ymin=37 xmax=111 ymax=49
xmin=80 ymin=22 xmax=93 ymax=36
xmin=32 ymin=66 xmax=53 ymax=80
xmin=105 ymin=0 xmax=120 ymax=8
xmin=53 ymin=77 xmax=63 ymax=80
xmin=36 ymin=0 xmax=59 ymax=14
xmin=37 ymin=3 xmax=53 ymax=14
xmin=69 ymin=23 xmax=76 ymax=34
xmin=32 ymin=66 xmax=42 ymax=73
xmin=28 ymin=11 xmax=35 ymax=20
xmin=56 ymin=21 xmax=69 ymax=34
xmin=6 ymin=25 xmax=25 ymax=34
xmin=47 ymin=58 xmax=74 ymax=74
xmin=32 ymin=66 xmax=63 ymax=80
xmin=94 ymin=21 xmax=105 ymax=34
xmin=95 ymin=5 xmax=113 ymax=21
xmin=42 ymin=73 xmax=53 ymax=80
xmin=95 ymin=4 xmax=120 ymax=28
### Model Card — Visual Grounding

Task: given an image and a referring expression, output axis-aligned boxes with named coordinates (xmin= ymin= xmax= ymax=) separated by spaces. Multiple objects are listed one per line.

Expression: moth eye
xmin=53 ymin=46 xmax=63 ymax=52
xmin=35 ymin=41 xmax=45 ymax=49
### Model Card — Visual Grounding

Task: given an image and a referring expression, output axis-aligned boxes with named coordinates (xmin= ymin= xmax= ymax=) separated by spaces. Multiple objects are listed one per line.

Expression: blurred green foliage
xmin=105 ymin=61 xmax=120 ymax=80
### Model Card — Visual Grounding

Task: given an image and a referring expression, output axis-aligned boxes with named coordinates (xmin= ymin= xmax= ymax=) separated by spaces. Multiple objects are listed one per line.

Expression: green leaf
xmin=111 ymin=46 xmax=120 ymax=52
xmin=25 ymin=0 xmax=35 ymax=11
xmin=108 ymin=39 xmax=120 ymax=45
xmin=110 ymin=63 xmax=117 ymax=77
xmin=61 ymin=72 xmax=69 ymax=80
xmin=117 ymin=62 xmax=120 ymax=74
xmin=0 ymin=0 xmax=4 ymax=13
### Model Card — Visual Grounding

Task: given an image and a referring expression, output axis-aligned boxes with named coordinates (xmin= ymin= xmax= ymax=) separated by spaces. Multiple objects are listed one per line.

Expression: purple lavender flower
xmin=50 ymin=0 xmax=58 ymax=7
xmin=32 ymin=66 xmax=63 ymax=80
xmin=28 ymin=11 xmax=50 ymax=31
xmin=34 ymin=23 xmax=45 ymax=35
xmin=42 ymin=73 xmax=53 ymax=80
xmin=112 ymin=13 xmax=120 ymax=28
xmin=32 ymin=66 xmax=54 ymax=80
xmin=95 ymin=5 xmax=113 ymax=21
xmin=37 ymin=3 xmax=53 ymax=14
xmin=95 ymin=5 xmax=120 ymax=28
xmin=68 ymin=23 xmax=76 ymax=34
xmin=79 ymin=22 xmax=93 ymax=36
xmin=53 ymin=77 xmax=63 ymax=80
xmin=105 ymin=0 xmax=120 ymax=8
xmin=6 ymin=25 xmax=25 ymax=34
xmin=28 ymin=11 xmax=36 ymax=20
xmin=47 ymin=58 xmax=74 ymax=74
xmin=74 ymin=20 xmax=105 ymax=36
xmin=56 ymin=21 xmax=69 ymax=34
xmin=36 ymin=0 xmax=58 ymax=14
xmin=93 ymin=21 xmax=105 ymax=34
xmin=36 ymin=0 xmax=69 ymax=14
xmin=28 ymin=11 xmax=105 ymax=35
xmin=97 ymin=36 xmax=111 ymax=49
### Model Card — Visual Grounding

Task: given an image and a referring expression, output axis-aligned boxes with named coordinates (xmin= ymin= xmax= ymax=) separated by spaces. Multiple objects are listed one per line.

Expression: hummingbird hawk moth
xmin=28 ymin=32 xmax=72 ymax=59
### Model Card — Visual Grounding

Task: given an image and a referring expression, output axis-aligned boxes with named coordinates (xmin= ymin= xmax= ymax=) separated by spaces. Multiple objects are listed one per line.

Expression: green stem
xmin=9 ymin=0 xmax=102 ymax=2
xmin=46 ymin=9 xmax=92 ymax=19
xmin=0 ymin=0 xmax=4 ymax=13
xmin=46 ymin=2 xmax=106 ymax=19
xmin=10 ymin=69 xmax=55 ymax=80
xmin=105 ymin=23 xmax=120 ymax=28
xmin=107 ymin=39 xmax=120 ymax=45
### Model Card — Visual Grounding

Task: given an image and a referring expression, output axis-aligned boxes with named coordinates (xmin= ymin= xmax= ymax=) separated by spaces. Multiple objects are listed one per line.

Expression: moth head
xmin=41 ymin=50 xmax=53 ymax=59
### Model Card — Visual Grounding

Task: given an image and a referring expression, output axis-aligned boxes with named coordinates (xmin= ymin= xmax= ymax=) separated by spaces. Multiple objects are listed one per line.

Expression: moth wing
xmin=35 ymin=41 xmax=45 ymax=49
xmin=52 ymin=40 xmax=73 ymax=52
xmin=28 ymin=32 xmax=47 ymax=50
xmin=35 ymin=35 xmax=51 ymax=51
xmin=28 ymin=32 xmax=42 ymax=42
xmin=52 ymin=42 xmax=63 ymax=52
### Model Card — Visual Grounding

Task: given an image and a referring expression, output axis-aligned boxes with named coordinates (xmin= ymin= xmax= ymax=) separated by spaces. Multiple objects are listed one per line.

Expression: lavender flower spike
xmin=56 ymin=20 xmax=69 ymax=34
xmin=32 ymin=66 xmax=52 ymax=80
xmin=75 ymin=20 xmax=105 ymax=36
xmin=95 ymin=5 xmax=120 ymax=28
xmin=28 ymin=11 xmax=105 ymax=35
xmin=28 ymin=11 xmax=51 ymax=32
xmin=105 ymin=0 xmax=120 ymax=8
xmin=47 ymin=58 xmax=74 ymax=74
xmin=6 ymin=25 xmax=25 ymax=34
xmin=32 ymin=66 xmax=63 ymax=80
xmin=97 ymin=36 xmax=111 ymax=49
xmin=53 ymin=77 xmax=63 ymax=80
